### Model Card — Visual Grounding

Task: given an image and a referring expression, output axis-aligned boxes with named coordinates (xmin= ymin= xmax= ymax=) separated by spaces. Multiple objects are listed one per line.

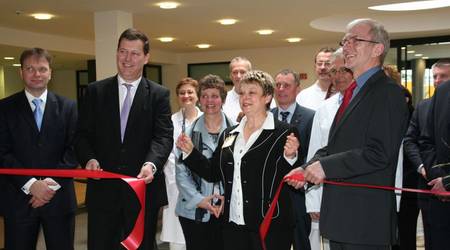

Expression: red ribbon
xmin=0 ymin=168 xmax=146 ymax=250
xmin=259 ymin=172 xmax=450 ymax=250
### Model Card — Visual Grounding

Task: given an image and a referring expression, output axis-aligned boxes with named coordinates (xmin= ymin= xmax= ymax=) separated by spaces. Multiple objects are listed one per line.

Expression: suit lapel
xmin=329 ymin=70 xmax=382 ymax=142
xmin=290 ymin=104 xmax=302 ymax=127
xmin=40 ymin=92 xmax=58 ymax=133
xmin=16 ymin=91 xmax=39 ymax=133
xmin=123 ymin=78 xmax=150 ymax=143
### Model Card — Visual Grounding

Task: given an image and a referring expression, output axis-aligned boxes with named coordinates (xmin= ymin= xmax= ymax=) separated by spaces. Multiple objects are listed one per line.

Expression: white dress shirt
xmin=223 ymin=87 xmax=241 ymax=123
xmin=117 ymin=75 xmax=141 ymax=113
xmin=296 ymin=81 xmax=328 ymax=111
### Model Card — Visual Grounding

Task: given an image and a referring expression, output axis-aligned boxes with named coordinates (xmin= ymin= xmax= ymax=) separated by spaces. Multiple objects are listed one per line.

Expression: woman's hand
xmin=176 ymin=133 xmax=194 ymax=155
xmin=284 ymin=133 xmax=299 ymax=159
xmin=197 ymin=194 xmax=225 ymax=218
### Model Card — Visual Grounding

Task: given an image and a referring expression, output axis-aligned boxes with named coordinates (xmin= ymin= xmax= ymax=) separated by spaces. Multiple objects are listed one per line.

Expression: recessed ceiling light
xmin=31 ymin=13 xmax=54 ymax=20
xmin=157 ymin=2 xmax=179 ymax=9
xmin=4 ymin=57 xmax=14 ymax=60
xmin=196 ymin=44 xmax=211 ymax=49
xmin=407 ymin=50 xmax=415 ymax=54
xmin=12 ymin=63 xmax=21 ymax=67
xmin=369 ymin=0 xmax=450 ymax=11
xmin=286 ymin=37 xmax=302 ymax=43
xmin=218 ymin=19 xmax=238 ymax=25
xmin=257 ymin=29 xmax=274 ymax=35
xmin=414 ymin=53 xmax=423 ymax=57
xmin=422 ymin=56 xmax=429 ymax=59
xmin=401 ymin=47 xmax=406 ymax=50
xmin=158 ymin=37 xmax=174 ymax=42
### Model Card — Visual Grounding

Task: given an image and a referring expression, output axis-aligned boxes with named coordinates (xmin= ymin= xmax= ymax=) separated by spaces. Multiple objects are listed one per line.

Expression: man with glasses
xmin=0 ymin=48 xmax=78 ymax=249
xmin=296 ymin=47 xmax=335 ymax=111
xmin=304 ymin=48 xmax=353 ymax=250
xmin=287 ymin=19 xmax=409 ymax=250
xmin=272 ymin=69 xmax=315 ymax=250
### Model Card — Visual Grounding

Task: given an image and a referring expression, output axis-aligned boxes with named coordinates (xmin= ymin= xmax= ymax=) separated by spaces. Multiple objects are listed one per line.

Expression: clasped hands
xmin=29 ymin=178 xmax=58 ymax=208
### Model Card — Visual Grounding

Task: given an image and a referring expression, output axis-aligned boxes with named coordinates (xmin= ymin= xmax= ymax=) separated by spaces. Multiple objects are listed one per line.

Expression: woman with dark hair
xmin=175 ymin=74 xmax=233 ymax=250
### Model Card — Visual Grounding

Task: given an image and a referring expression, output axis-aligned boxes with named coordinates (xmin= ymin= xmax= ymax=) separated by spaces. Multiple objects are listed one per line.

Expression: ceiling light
xmin=414 ymin=53 xmax=423 ymax=57
xmin=196 ymin=44 xmax=211 ymax=49
xmin=157 ymin=2 xmax=179 ymax=9
xmin=158 ymin=37 xmax=174 ymax=42
xmin=4 ymin=57 xmax=14 ymax=60
xmin=369 ymin=0 xmax=450 ymax=11
xmin=257 ymin=29 xmax=274 ymax=35
xmin=407 ymin=50 xmax=415 ymax=54
xmin=218 ymin=19 xmax=237 ymax=25
xmin=422 ymin=56 xmax=429 ymax=59
xmin=12 ymin=64 xmax=21 ymax=67
xmin=401 ymin=47 xmax=406 ymax=50
xmin=286 ymin=37 xmax=302 ymax=43
xmin=31 ymin=13 xmax=54 ymax=20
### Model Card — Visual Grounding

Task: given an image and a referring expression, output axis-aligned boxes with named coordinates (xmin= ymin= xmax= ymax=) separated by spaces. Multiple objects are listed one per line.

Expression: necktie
xmin=32 ymin=98 xmax=43 ymax=131
xmin=280 ymin=111 xmax=290 ymax=122
xmin=120 ymin=84 xmax=132 ymax=142
xmin=336 ymin=81 xmax=357 ymax=123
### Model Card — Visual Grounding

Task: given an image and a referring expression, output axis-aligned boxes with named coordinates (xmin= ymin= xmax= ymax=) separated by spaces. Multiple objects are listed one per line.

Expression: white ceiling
xmin=1 ymin=0 xmax=450 ymax=68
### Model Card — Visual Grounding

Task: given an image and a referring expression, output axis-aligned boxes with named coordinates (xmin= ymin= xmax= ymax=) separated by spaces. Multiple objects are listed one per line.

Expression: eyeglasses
xmin=330 ymin=67 xmax=353 ymax=75
xmin=339 ymin=36 xmax=379 ymax=47
xmin=22 ymin=66 xmax=49 ymax=74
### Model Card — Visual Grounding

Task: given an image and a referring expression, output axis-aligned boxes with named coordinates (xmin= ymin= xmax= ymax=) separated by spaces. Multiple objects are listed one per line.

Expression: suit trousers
xmin=179 ymin=216 xmax=222 ymax=250
xmin=4 ymin=211 xmax=75 ymax=250
xmin=329 ymin=240 xmax=390 ymax=250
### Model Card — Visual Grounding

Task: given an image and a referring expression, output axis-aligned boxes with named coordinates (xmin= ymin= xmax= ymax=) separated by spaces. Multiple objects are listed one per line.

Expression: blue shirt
xmin=352 ymin=66 xmax=381 ymax=100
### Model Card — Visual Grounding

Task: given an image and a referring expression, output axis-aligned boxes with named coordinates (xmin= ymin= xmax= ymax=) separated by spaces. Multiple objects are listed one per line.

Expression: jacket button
xmin=243 ymin=180 xmax=247 ymax=184
xmin=245 ymin=200 xmax=249 ymax=203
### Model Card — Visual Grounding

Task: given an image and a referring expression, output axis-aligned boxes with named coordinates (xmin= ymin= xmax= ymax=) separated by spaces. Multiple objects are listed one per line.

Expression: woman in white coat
xmin=160 ymin=77 xmax=202 ymax=250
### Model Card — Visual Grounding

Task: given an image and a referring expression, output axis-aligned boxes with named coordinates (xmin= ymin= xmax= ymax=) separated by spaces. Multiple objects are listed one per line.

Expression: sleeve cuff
xmin=417 ymin=163 xmax=424 ymax=173
xmin=284 ymin=152 xmax=298 ymax=166
xmin=22 ymin=177 xmax=38 ymax=195
xmin=143 ymin=162 xmax=157 ymax=174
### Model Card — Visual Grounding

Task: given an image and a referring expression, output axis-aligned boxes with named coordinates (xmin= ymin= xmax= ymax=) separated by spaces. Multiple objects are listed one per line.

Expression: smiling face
xmin=116 ymin=39 xmax=150 ymax=82
xmin=314 ymin=52 xmax=333 ymax=82
xmin=330 ymin=57 xmax=353 ymax=93
xmin=274 ymin=73 xmax=300 ymax=109
xmin=230 ymin=60 xmax=251 ymax=90
xmin=20 ymin=55 xmax=51 ymax=96
xmin=342 ymin=23 xmax=384 ymax=78
xmin=239 ymin=82 xmax=272 ymax=117
xmin=199 ymin=88 xmax=223 ymax=115
xmin=177 ymin=84 xmax=198 ymax=109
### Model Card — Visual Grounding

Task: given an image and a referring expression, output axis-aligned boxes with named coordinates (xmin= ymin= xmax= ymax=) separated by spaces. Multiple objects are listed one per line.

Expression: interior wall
xmin=3 ymin=66 xmax=23 ymax=97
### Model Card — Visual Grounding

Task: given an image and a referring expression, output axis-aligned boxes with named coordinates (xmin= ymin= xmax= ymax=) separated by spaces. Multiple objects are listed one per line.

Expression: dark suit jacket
xmin=309 ymin=70 xmax=409 ymax=245
xmin=422 ymin=80 xmax=450 ymax=188
xmin=0 ymin=91 xmax=77 ymax=217
xmin=75 ymin=76 xmax=173 ymax=211
xmin=272 ymin=104 xmax=315 ymax=164
xmin=184 ymin=117 xmax=298 ymax=233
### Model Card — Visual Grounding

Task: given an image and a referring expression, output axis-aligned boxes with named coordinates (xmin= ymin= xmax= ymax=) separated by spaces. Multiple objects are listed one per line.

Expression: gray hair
xmin=346 ymin=18 xmax=390 ymax=64
xmin=331 ymin=47 xmax=344 ymax=63
xmin=431 ymin=59 xmax=450 ymax=70
xmin=229 ymin=56 xmax=252 ymax=71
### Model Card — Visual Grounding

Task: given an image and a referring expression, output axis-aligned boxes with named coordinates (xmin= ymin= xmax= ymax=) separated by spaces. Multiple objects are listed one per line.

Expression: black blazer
xmin=422 ymin=80 xmax=450 ymax=186
xmin=272 ymin=104 xmax=315 ymax=164
xmin=183 ymin=117 xmax=298 ymax=232
xmin=0 ymin=91 xmax=77 ymax=217
xmin=309 ymin=70 xmax=409 ymax=245
xmin=75 ymin=76 xmax=173 ymax=210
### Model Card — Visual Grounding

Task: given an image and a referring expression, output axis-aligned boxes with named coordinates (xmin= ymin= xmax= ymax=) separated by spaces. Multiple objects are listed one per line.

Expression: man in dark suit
xmin=421 ymin=79 xmax=450 ymax=249
xmin=272 ymin=69 xmax=314 ymax=250
xmin=0 ymin=48 xmax=77 ymax=250
xmin=403 ymin=59 xmax=450 ymax=250
xmin=288 ymin=18 xmax=409 ymax=250
xmin=75 ymin=28 xmax=173 ymax=249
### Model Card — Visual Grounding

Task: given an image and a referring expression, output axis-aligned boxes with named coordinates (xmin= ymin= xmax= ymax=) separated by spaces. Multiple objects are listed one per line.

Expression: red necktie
xmin=336 ymin=81 xmax=357 ymax=123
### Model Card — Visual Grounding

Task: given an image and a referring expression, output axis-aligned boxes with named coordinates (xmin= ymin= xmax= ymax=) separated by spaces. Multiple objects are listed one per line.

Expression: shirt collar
xmin=231 ymin=111 xmax=274 ymax=133
xmin=117 ymin=75 xmax=142 ymax=88
xmin=356 ymin=66 xmax=381 ymax=89
xmin=278 ymin=102 xmax=296 ymax=114
xmin=25 ymin=89 xmax=48 ymax=104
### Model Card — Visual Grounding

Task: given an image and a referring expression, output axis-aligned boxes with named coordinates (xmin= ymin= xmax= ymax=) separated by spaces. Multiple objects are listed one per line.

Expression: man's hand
xmin=420 ymin=166 xmax=427 ymax=180
xmin=304 ymin=161 xmax=326 ymax=185
xmin=428 ymin=177 xmax=450 ymax=201
xmin=29 ymin=180 xmax=56 ymax=208
xmin=197 ymin=194 xmax=225 ymax=218
xmin=284 ymin=133 xmax=299 ymax=159
xmin=285 ymin=167 xmax=306 ymax=189
xmin=309 ymin=212 xmax=320 ymax=222
xmin=137 ymin=163 xmax=154 ymax=184
xmin=86 ymin=159 xmax=101 ymax=171
xmin=176 ymin=133 xmax=194 ymax=155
